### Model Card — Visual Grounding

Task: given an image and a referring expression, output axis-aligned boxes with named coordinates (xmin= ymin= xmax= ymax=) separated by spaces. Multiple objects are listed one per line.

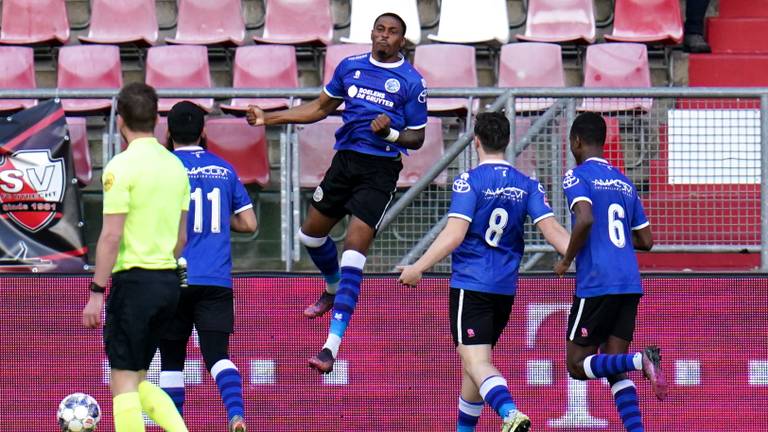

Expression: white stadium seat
xmin=427 ymin=0 xmax=509 ymax=44
xmin=341 ymin=0 xmax=421 ymax=45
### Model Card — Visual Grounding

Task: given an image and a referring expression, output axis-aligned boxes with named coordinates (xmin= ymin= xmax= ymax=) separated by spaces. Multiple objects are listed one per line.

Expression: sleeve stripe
xmin=631 ymin=221 xmax=650 ymax=230
xmin=569 ymin=196 xmax=592 ymax=210
xmin=447 ymin=213 xmax=472 ymax=222
xmin=532 ymin=212 xmax=555 ymax=225
xmin=405 ymin=122 xmax=428 ymax=130
xmin=234 ymin=203 xmax=253 ymax=214
xmin=323 ymin=87 xmax=343 ymax=99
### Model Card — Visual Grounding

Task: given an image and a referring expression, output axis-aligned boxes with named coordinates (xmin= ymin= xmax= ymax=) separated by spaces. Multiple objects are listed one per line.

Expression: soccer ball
xmin=57 ymin=393 xmax=101 ymax=431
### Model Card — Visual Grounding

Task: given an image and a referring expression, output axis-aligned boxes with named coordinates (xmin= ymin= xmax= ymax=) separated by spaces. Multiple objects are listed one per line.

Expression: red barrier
xmin=1 ymin=275 xmax=767 ymax=431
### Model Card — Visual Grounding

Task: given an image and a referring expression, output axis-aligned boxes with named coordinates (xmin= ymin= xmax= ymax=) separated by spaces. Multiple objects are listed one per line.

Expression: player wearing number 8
xmin=158 ymin=102 xmax=257 ymax=432
xmin=398 ymin=112 xmax=570 ymax=432
xmin=555 ymin=112 xmax=667 ymax=432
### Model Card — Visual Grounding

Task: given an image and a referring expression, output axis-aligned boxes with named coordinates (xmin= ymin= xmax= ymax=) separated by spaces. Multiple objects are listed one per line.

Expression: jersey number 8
xmin=484 ymin=208 xmax=509 ymax=247
xmin=608 ymin=203 xmax=626 ymax=248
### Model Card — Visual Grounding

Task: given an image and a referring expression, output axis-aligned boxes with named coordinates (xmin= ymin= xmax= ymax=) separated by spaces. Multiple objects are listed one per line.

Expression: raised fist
xmin=246 ymin=105 xmax=265 ymax=127
xmin=370 ymin=113 xmax=392 ymax=137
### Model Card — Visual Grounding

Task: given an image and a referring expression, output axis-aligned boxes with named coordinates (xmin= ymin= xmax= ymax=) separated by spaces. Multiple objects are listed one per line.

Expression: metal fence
xmin=1 ymin=87 xmax=766 ymax=272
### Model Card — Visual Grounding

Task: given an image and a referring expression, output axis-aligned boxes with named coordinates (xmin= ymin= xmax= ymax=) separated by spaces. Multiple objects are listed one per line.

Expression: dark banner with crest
xmin=0 ymin=100 xmax=87 ymax=272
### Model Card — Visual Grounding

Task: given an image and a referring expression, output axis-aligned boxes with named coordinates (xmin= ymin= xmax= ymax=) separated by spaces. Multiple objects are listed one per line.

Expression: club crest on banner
xmin=0 ymin=149 xmax=66 ymax=232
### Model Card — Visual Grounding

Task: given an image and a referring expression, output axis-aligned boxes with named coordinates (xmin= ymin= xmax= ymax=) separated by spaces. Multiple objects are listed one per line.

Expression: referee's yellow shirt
xmin=102 ymin=137 xmax=190 ymax=272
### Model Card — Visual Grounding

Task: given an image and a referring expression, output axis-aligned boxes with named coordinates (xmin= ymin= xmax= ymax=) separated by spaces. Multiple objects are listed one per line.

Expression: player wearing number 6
xmin=399 ymin=112 xmax=569 ymax=432
xmin=158 ymin=102 xmax=257 ymax=432
xmin=554 ymin=113 xmax=667 ymax=432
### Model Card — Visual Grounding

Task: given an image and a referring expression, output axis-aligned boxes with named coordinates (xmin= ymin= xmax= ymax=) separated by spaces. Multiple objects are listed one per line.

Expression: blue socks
xmin=323 ymin=250 xmax=366 ymax=357
xmin=457 ymin=397 xmax=483 ymax=431
xmin=479 ymin=376 xmax=517 ymax=420
xmin=612 ymin=379 xmax=644 ymax=432
xmin=584 ymin=353 xmax=642 ymax=378
xmin=211 ymin=359 xmax=244 ymax=422
xmin=299 ymin=231 xmax=340 ymax=294
xmin=159 ymin=371 xmax=185 ymax=416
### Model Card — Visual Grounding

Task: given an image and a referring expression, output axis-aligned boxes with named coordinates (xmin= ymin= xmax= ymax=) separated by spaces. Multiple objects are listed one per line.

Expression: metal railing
xmin=1 ymin=87 xmax=766 ymax=272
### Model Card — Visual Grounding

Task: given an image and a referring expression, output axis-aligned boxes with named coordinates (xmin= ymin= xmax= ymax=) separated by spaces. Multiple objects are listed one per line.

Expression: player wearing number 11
xmin=554 ymin=113 xmax=667 ymax=432
xmin=399 ymin=112 xmax=569 ymax=432
xmin=158 ymin=102 xmax=257 ymax=432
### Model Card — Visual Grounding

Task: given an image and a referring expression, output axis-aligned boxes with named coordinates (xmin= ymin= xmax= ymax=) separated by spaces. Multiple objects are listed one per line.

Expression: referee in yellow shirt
xmin=82 ymin=83 xmax=190 ymax=432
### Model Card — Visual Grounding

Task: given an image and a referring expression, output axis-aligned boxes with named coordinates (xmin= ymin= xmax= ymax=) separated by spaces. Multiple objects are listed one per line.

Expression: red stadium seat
xmin=66 ymin=117 xmax=92 ymax=186
xmin=398 ymin=117 xmax=446 ymax=187
xmin=0 ymin=47 xmax=36 ymax=112
xmin=166 ymin=0 xmax=245 ymax=46
xmin=154 ymin=117 xmax=169 ymax=146
xmin=321 ymin=44 xmax=370 ymax=112
xmin=253 ymin=0 xmax=334 ymax=46
xmin=517 ymin=0 xmax=596 ymax=44
xmin=413 ymin=44 xmax=479 ymax=115
xmin=427 ymin=0 xmax=509 ymax=44
xmin=297 ymin=116 xmax=342 ymax=188
xmin=605 ymin=0 xmax=683 ymax=44
xmin=58 ymin=45 xmax=123 ymax=114
xmin=221 ymin=46 xmax=299 ymax=114
xmin=145 ymin=46 xmax=214 ymax=112
xmin=78 ymin=0 xmax=158 ymax=46
xmin=341 ymin=0 xmax=422 ymax=45
xmin=323 ymin=44 xmax=370 ymax=84
xmin=205 ymin=118 xmax=270 ymax=187
xmin=498 ymin=43 xmax=564 ymax=112
xmin=579 ymin=43 xmax=652 ymax=112
xmin=121 ymin=117 xmax=168 ymax=151
xmin=0 ymin=0 xmax=69 ymax=45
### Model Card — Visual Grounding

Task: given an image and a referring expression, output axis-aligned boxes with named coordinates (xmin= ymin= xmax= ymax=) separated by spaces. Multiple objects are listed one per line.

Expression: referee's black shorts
xmin=103 ymin=268 xmax=180 ymax=371
xmin=163 ymin=284 xmax=235 ymax=340
xmin=311 ymin=150 xmax=402 ymax=231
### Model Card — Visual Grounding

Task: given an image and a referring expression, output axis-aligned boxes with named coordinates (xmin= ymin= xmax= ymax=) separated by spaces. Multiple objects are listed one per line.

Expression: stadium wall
xmin=1 ymin=274 xmax=766 ymax=431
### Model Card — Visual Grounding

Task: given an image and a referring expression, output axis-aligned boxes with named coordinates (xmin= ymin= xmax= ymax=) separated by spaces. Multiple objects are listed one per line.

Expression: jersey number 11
xmin=191 ymin=187 xmax=221 ymax=234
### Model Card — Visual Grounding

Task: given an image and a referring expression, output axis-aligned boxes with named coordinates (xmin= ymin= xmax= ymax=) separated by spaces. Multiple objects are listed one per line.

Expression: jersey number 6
xmin=608 ymin=203 xmax=626 ymax=248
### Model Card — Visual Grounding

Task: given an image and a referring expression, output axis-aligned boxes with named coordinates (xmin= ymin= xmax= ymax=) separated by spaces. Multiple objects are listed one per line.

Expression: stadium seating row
xmin=0 ymin=43 xmax=651 ymax=115
xmin=67 ymin=115 xmax=446 ymax=193
xmin=0 ymin=0 xmax=683 ymax=47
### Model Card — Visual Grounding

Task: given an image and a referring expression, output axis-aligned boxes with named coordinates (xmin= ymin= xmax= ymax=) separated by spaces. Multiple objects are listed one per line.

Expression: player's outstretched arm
xmin=536 ymin=216 xmax=571 ymax=256
xmin=246 ymin=92 xmax=343 ymax=127
xmin=554 ymin=201 xmax=593 ymax=276
xmin=371 ymin=113 xmax=425 ymax=150
xmin=398 ymin=217 xmax=470 ymax=287
xmin=231 ymin=207 xmax=258 ymax=233
xmin=632 ymin=226 xmax=653 ymax=251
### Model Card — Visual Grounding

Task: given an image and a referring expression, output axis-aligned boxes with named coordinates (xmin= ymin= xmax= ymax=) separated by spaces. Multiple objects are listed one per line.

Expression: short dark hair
xmin=117 ymin=82 xmax=158 ymax=133
xmin=374 ymin=12 xmax=407 ymax=36
xmin=474 ymin=112 xmax=510 ymax=153
xmin=570 ymin=112 xmax=606 ymax=146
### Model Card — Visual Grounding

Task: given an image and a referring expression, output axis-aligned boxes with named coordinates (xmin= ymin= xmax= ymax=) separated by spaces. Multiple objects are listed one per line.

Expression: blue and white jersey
xmin=563 ymin=157 xmax=649 ymax=298
xmin=324 ymin=53 xmax=428 ymax=158
xmin=174 ymin=146 xmax=253 ymax=289
xmin=448 ymin=160 xmax=554 ymax=295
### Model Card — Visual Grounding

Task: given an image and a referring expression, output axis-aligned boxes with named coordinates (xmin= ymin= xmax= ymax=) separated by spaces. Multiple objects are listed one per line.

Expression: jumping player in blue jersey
xmin=554 ymin=113 xmax=667 ymax=432
xmin=247 ymin=13 xmax=427 ymax=374
xmin=158 ymin=102 xmax=257 ymax=432
xmin=398 ymin=112 xmax=570 ymax=432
